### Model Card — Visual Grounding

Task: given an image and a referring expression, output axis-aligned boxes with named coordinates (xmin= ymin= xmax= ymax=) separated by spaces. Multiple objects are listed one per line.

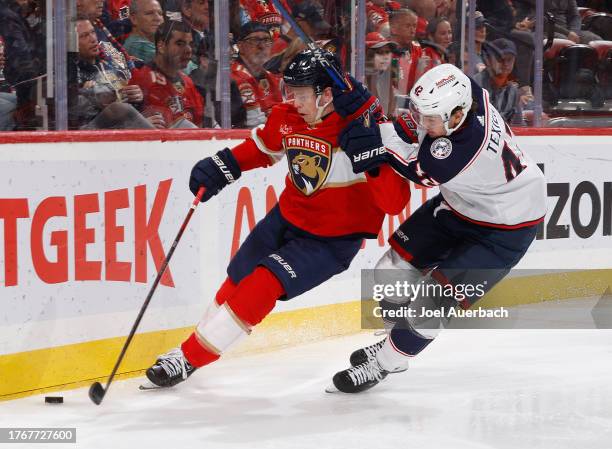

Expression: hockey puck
xmin=44 ymin=396 xmax=63 ymax=404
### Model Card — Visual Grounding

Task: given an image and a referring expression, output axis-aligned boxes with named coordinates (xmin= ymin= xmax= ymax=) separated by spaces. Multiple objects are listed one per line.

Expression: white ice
xmin=3 ymin=324 xmax=612 ymax=449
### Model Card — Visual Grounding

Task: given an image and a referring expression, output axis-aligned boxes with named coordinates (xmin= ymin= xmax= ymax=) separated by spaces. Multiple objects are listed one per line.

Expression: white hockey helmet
xmin=409 ymin=64 xmax=472 ymax=135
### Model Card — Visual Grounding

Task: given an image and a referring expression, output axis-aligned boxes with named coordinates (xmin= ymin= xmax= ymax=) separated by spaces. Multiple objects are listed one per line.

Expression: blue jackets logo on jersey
xmin=285 ymin=134 xmax=332 ymax=195
xmin=430 ymin=138 xmax=453 ymax=160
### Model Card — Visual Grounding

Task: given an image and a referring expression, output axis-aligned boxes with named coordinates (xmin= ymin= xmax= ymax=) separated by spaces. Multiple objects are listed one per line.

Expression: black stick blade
xmin=88 ymin=382 xmax=105 ymax=405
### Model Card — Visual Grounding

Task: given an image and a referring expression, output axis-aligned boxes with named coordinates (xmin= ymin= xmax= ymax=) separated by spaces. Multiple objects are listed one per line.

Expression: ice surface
xmin=2 ymin=329 xmax=612 ymax=449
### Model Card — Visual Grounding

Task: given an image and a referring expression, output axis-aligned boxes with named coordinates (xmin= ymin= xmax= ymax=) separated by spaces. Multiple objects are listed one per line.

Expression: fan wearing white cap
xmin=328 ymin=63 xmax=547 ymax=394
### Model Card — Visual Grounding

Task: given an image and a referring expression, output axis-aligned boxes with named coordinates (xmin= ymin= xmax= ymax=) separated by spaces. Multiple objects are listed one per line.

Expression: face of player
xmin=77 ymin=19 xmax=100 ymax=62
xmin=132 ymin=0 xmax=164 ymax=39
xmin=77 ymin=0 xmax=104 ymax=20
xmin=238 ymin=31 xmax=273 ymax=69
xmin=410 ymin=103 xmax=464 ymax=138
xmin=431 ymin=21 xmax=452 ymax=49
xmin=391 ymin=14 xmax=418 ymax=48
xmin=285 ymin=85 xmax=332 ymax=125
xmin=160 ymin=30 xmax=193 ymax=71
xmin=373 ymin=48 xmax=393 ymax=71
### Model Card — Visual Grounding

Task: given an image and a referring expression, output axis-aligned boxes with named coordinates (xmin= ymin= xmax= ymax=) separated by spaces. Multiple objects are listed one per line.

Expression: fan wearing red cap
xmin=239 ymin=0 xmax=284 ymax=29
xmin=365 ymin=32 xmax=399 ymax=115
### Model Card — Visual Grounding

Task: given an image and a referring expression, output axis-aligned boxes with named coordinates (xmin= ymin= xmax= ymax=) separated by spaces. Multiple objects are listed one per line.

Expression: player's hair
xmin=154 ymin=20 xmax=192 ymax=48
xmin=450 ymin=94 xmax=479 ymax=116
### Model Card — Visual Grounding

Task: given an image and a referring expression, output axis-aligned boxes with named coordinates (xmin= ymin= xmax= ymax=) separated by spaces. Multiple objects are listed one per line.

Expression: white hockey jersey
xmin=381 ymin=78 xmax=546 ymax=229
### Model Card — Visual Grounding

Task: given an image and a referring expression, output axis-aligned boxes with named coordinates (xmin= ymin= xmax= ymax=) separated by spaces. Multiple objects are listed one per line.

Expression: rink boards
xmin=1 ymin=128 xmax=611 ymax=399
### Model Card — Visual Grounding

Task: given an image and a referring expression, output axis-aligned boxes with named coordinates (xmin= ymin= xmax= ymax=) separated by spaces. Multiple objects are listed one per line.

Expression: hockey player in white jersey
xmin=329 ymin=63 xmax=546 ymax=393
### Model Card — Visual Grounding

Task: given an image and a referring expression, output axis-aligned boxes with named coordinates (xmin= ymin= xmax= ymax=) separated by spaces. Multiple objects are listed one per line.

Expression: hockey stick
xmin=270 ymin=0 xmax=349 ymax=90
xmin=88 ymin=186 xmax=205 ymax=405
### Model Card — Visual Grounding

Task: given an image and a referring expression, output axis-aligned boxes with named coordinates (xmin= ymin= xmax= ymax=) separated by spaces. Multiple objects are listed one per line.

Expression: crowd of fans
xmin=0 ymin=0 xmax=610 ymax=131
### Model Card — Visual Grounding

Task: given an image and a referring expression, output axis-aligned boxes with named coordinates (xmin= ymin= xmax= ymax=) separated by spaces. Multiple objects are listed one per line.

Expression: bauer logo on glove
xmin=339 ymin=119 xmax=388 ymax=174
xmin=353 ymin=146 xmax=387 ymax=163
xmin=212 ymin=154 xmax=238 ymax=184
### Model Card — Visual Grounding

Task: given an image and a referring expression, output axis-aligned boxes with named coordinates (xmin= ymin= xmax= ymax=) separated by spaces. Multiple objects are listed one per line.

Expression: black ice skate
xmin=141 ymin=347 xmax=196 ymax=389
xmin=327 ymin=358 xmax=388 ymax=394
xmin=350 ymin=338 xmax=407 ymax=373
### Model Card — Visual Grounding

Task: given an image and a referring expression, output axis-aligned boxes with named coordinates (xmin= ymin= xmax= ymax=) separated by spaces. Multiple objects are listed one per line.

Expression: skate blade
xmin=139 ymin=380 xmax=163 ymax=390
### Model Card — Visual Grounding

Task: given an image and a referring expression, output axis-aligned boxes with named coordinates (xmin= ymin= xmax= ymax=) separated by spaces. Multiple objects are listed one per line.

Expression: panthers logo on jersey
xmin=284 ymin=134 xmax=332 ymax=195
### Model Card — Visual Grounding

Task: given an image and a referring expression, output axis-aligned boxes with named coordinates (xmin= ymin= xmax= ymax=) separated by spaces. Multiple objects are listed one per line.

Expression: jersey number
xmin=501 ymin=142 xmax=526 ymax=182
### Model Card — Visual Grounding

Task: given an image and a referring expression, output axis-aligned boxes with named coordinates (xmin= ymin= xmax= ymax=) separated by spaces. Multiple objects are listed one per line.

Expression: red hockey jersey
xmin=107 ymin=0 xmax=130 ymax=20
xmin=230 ymin=103 xmax=410 ymax=238
xmin=393 ymin=42 xmax=425 ymax=96
xmin=129 ymin=64 xmax=204 ymax=127
xmin=231 ymin=60 xmax=283 ymax=118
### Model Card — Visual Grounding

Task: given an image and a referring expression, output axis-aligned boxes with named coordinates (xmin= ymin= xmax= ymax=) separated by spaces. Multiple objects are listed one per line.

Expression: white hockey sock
xmin=200 ymin=298 xmax=222 ymax=324
xmin=376 ymin=338 xmax=411 ymax=372
xmin=195 ymin=303 xmax=251 ymax=355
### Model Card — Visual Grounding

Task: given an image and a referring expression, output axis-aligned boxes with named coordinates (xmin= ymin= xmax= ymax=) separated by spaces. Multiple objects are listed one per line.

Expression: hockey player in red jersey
xmin=143 ymin=49 xmax=410 ymax=389
xmin=328 ymin=64 xmax=546 ymax=393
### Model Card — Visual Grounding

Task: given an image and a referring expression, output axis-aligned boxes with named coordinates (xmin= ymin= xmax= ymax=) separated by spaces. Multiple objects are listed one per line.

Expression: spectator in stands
xmin=101 ymin=0 xmax=134 ymax=38
xmin=124 ymin=0 xmax=164 ymax=64
xmin=77 ymin=0 xmax=135 ymax=76
xmin=514 ymin=0 xmax=601 ymax=43
xmin=130 ymin=20 xmax=204 ymax=128
xmin=159 ymin=0 xmax=181 ymax=19
xmin=70 ymin=19 xmax=152 ymax=129
xmin=265 ymin=1 xmax=331 ymax=74
xmin=476 ymin=0 xmax=514 ymax=36
xmin=467 ymin=10 xmax=488 ymax=73
xmin=389 ymin=8 xmax=424 ymax=95
xmin=0 ymin=0 xmax=45 ymax=130
xmin=239 ymin=0 xmax=283 ymax=31
xmin=106 ymin=0 xmax=131 ymax=20
xmin=421 ymin=16 xmax=452 ymax=66
xmin=432 ymin=0 xmax=457 ymax=30
xmin=408 ymin=0 xmax=436 ymax=20
xmin=367 ymin=0 xmax=402 ymax=36
xmin=77 ymin=0 xmax=105 ymax=23
xmin=179 ymin=0 xmax=213 ymax=63
xmin=0 ymin=36 xmax=17 ymax=130
xmin=189 ymin=38 xmax=245 ymax=127
xmin=365 ymin=32 xmax=398 ymax=116
xmin=404 ymin=0 xmax=433 ymax=39
xmin=433 ymin=0 xmax=451 ymax=15
xmin=474 ymin=38 xmax=526 ymax=124
xmin=231 ymin=21 xmax=282 ymax=128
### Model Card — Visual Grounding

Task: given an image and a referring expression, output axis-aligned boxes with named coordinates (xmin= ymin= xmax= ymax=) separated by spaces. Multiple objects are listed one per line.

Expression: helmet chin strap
xmin=443 ymin=108 xmax=469 ymax=135
xmin=314 ymin=94 xmax=333 ymax=123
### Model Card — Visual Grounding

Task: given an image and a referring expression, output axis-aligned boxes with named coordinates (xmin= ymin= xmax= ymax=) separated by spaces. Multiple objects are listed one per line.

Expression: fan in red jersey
xmin=129 ymin=20 xmax=204 ymax=127
xmin=231 ymin=21 xmax=283 ymax=128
